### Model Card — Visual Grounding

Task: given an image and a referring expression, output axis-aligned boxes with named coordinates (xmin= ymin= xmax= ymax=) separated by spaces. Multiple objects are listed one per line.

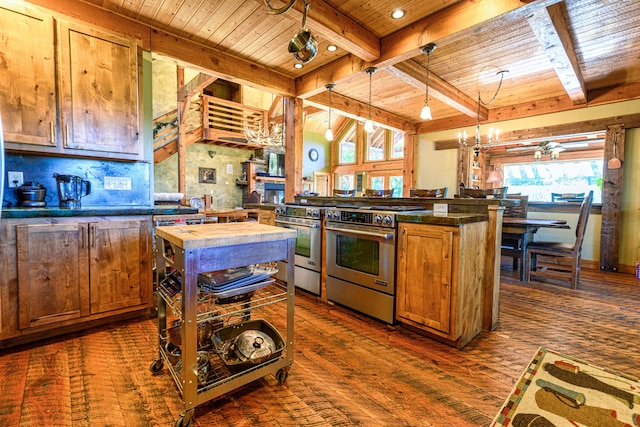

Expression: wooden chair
xmin=501 ymin=195 xmax=529 ymax=278
xmin=364 ymin=188 xmax=394 ymax=197
xmin=459 ymin=186 xmax=508 ymax=199
xmin=334 ymin=189 xmax=355 ymax=197
xmin=524 ymin=191 xmax=594 ymax=289
xmin=409 ymin=187 xmax=448 ymax=198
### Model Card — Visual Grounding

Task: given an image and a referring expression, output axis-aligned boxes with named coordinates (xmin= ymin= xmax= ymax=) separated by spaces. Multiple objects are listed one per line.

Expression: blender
xmin=54 ymin=173 xmax=91 ymax=209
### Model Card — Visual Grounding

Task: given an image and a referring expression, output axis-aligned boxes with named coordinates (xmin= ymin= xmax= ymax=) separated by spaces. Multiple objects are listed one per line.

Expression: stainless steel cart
xmin=150 ymin=223 xmax=296 ymax=427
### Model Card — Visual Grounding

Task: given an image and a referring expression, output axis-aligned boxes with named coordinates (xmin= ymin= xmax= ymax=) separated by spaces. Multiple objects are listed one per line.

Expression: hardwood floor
xmin=1 ymin=261 xmax=639 ymax=426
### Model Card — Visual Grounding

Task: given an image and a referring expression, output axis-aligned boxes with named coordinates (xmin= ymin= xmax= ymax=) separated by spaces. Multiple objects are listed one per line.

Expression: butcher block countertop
xmin=155 ymin=222 xmax=296 ymax=249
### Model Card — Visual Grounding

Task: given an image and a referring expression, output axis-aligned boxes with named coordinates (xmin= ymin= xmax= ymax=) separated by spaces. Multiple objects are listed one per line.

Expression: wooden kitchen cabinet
xmin=0 ymin=4 xmax=57 ymax=147
xmin=396 ymin=221 xmax=487 ymax=349
xmin=0 ymin=3 xmax=141 ymax=160
xmin=1 ymin=216 xmax=151 ymax=347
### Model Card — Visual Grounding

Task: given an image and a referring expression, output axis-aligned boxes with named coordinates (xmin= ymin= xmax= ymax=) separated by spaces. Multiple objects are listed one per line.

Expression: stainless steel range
xmin=324 ymin=205 xmax=429 ymax=324
xmin=273 ymin=205 xmax=323 ymax=295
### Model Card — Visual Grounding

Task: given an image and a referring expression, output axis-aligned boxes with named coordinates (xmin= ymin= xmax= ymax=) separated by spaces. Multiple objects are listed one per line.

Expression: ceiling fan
xmin=534 ymin=141 xmax=564 ymax=160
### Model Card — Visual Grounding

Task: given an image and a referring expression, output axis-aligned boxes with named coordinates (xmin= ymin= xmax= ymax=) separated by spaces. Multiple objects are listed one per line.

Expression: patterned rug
xmin=492 ymin=347 xmax=640 ymax=427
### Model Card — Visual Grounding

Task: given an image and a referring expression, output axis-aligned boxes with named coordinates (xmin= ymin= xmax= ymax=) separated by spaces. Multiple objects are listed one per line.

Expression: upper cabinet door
xmin=0 ymin=4 xmax=57 ymax=147
xmin=58 ymin=21 xmax=140 ymax=156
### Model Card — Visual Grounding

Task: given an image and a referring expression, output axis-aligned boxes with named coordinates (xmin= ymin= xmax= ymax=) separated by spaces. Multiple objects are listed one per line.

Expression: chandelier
xmin=534 ymin=141 xmax=561 ymax=161
xmin=458 ymin=70 xmax=509 ymax=157
xmin=244 ymin=120 xmax=284 ymax=146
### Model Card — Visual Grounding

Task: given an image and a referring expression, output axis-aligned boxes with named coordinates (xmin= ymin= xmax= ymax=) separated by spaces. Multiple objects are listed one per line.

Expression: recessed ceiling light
xmin=391 ymin=8 xmax=405 ymax=19
xmin=327 ymin=44 xmax=338 ymax=52
xmin=294 ymin=63 xmax=303 ymax=69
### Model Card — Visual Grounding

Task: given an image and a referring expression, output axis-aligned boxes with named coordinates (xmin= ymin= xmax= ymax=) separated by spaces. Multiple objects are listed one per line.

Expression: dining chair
xmin=459 ymin=186 xmax=508 ymax=199
xmin=365 ymin=188 xmax=394 ymax=197
xmin=409 ymin=187 xmax=448 ymax=198
xmin=501 ymin=195 xmax=529 ymax=276
xmin=524 ymin=191 xmax=594 ymax=289
xmin=334 ymin=189 xmax=356 ymax=197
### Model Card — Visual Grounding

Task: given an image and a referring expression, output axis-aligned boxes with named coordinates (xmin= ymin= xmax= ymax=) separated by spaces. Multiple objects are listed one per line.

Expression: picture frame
xmin=199 ymin=167 xmax=217 ymax=184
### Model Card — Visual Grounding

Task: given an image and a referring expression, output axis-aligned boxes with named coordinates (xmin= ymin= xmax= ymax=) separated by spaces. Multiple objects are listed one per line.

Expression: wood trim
xmin=600 ymin=126 xmax=625 ymax=271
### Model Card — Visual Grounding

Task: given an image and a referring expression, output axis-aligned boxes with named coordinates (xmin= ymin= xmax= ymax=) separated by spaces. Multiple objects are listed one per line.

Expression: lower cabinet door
xmin=396 ymin=223 xmax=455 ymax=335
xmin=16 ymin=223 xmax=90 ymax=329
xmin=89 ymin=219 xmax=150 ymax=314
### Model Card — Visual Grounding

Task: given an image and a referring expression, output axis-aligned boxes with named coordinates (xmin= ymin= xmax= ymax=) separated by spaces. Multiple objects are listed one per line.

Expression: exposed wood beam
xmin=417 ymin=82 xmax=640 ymax=134
xmin=306 ymin=91 xmax=417 ymax=133
xmin=527 ymin=3 xmax=587 ymax=104
xmin=386 ymin=60 xmax=483 ymax=119
xmin=151 ymin=30 xmax=296 ymax=97
xmin=286 ymin=0 xmax=380 ymax=62
xmin=178 ymin=73 xmax=217 ymax=100
xmin=433 ymin=112 xmax=640 ymax=150
xmin=296 ymin=0 xmax=562 ymax=98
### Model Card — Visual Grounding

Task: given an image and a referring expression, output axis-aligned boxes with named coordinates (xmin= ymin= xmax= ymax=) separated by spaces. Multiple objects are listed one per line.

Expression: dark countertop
xmin=1 ymin=206 xmax=199 ymax=219
xmin=397 ymin=212 xmax=488 ymax=226
xmin=243 ymin=203 xmax=277 ymax=210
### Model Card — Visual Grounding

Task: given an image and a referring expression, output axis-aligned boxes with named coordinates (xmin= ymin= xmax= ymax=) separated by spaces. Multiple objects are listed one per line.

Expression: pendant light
xmin=364 ymin=67 xmax=377 ymax=133
xmin=325 ymin=83 xmax=335 ymax=141
xmin=419 ymin=43 xmax=436 ymax=120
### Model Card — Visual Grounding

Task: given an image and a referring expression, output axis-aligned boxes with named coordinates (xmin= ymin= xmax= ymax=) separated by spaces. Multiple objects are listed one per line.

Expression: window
xmin=389 ymin=175 xmax=403 ymax=198
xmin=366 ymin=127 xmax=385 ymax=161
xmin=338 ymin=124 xmax=357 ymax=164
xmin=370 ymin=176 xmax=384 ymax=190
xmin=503 ymin=159 xmax=602 ymax=203
xmin=390 ymin=131 xmax=404 ymax=159
xmin=337 ymin=174 xmax=355 ymax=191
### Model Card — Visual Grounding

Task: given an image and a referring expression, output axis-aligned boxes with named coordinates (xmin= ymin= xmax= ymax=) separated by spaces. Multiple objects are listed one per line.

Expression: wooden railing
xmin=153 ymin=95 xmax=268 ymax=161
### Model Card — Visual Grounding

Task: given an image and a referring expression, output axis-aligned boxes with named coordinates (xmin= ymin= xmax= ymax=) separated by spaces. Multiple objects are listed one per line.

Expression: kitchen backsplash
xmin=3 ymin=153 xmax=151 ymax=209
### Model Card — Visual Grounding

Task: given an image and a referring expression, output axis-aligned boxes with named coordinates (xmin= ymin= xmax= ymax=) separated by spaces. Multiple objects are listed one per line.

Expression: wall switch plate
xmin=8 ymin=171 xmax=23 ymax=188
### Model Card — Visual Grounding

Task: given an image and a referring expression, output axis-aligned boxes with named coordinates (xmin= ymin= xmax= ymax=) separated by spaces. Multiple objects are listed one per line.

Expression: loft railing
xmin=152 ymin=95 xmax=269 ymax=155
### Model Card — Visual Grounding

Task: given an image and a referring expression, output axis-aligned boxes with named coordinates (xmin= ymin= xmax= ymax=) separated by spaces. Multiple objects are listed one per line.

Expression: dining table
xmin=501 ymin=217 xmax=571 ymax=281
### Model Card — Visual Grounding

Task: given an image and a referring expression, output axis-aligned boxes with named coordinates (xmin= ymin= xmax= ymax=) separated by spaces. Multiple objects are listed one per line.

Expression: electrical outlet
xmin=8 ymin=171 xmax=23 ymax=188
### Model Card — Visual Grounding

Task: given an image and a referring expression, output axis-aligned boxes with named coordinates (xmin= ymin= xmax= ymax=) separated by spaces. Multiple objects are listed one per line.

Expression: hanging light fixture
xmin=419 ymin=43 xmax=436 ymax=121
xmin=364 ymin=67 xmax=377 ymax=133
xmin=325 ymin=83 xmax=335 ymax=141
xmin=534 ymin=141 xmax=561 ymax=161
xmin=458 ymin=70 xmax=509 ymax=157
xmin=288 ymin=0 xmax=318 ymax=64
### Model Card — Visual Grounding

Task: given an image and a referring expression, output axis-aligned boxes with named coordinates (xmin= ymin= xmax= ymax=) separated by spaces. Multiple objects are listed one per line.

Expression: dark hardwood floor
xmin=1 ymin=260 xmax=639 ymax=426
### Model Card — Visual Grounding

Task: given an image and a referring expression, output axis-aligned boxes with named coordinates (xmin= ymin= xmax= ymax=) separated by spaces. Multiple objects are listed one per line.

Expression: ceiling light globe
xmin=420 ymin=103 xmax=432 ymax=120
xmin=364 ymin=119 xmax=374 ymax=133
xmin=325 ymin=128 xmax=334 ymax=141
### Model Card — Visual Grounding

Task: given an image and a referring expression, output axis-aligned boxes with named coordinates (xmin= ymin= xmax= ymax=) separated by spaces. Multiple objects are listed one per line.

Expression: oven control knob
xmin=312 ymin=210 xmax=320 ymax=218
xmin=382 ymin=215 xmax=393 ymax=226
xmin=373 ymin=214 xmax=384 ymax=225
xmin=332 ymin=211 xmax=340 ymax=220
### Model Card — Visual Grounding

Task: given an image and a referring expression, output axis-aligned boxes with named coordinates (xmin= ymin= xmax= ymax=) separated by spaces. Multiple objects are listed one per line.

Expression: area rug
xmin=492 ymin=347 xmax=640 ymax=427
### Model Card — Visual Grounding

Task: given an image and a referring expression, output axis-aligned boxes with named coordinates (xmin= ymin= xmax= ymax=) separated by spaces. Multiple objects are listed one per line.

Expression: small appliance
xmin=54 ymin=173 xmax=91 ymax=209
xmin=16 ymin=182 xmax=49 ymax=207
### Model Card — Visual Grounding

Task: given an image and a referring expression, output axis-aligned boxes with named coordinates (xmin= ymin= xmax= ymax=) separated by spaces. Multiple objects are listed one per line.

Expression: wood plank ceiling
xmin=46 ymin=0 xmax=640 ymax=140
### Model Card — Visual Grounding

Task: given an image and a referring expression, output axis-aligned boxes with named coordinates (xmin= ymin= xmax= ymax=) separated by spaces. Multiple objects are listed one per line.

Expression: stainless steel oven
xmin=324 ymin=206 xmax=427 ymax=324
xmin=273 ymin=205 xmax=322 ymax=295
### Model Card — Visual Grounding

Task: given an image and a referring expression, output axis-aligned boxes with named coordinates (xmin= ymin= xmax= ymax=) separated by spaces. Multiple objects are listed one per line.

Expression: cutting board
xmin=155 ymin=222 xmax=296 ymax=249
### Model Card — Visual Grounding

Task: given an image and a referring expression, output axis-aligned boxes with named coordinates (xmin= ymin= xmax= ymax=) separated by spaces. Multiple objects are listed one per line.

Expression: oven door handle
xmin=275 ymin=219 xmax=320 ymax=229
xmin=325 ymin=226 xmax=394 ymax=240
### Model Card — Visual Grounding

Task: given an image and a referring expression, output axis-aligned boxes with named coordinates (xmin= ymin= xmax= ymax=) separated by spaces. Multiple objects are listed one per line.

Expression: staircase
xmin=153 ymin=94 xmax=270 ymax=164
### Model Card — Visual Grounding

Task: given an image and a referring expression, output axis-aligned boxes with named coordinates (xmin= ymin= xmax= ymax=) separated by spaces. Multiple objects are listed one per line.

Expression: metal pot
xmin=232 ymin=329 xmax=276 ymax=363
xmin=17 ymin=182 xmax=47 ymax=202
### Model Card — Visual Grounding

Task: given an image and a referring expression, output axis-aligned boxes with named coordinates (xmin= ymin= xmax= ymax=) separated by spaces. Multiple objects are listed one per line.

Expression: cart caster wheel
xmin=174 ymin=411 xmax=194 ymax=427
xmin=276 ymin=368 xmax=289 ymax=384
xmin=150 ymin=358 xmax=164 ymax=373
